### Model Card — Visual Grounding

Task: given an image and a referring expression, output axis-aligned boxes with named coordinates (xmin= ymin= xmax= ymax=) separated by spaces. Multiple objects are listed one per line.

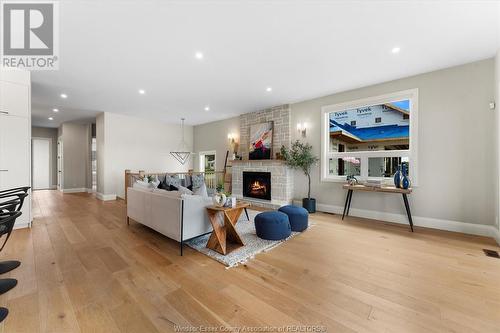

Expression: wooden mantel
xmin=231 ymin=159 xmax=287 ymax=164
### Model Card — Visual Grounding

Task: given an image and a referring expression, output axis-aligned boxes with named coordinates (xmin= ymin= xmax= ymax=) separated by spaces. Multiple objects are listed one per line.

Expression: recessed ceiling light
xmin=391 ymin=47 xmax=400 ymax=54
xmin=195 ymin=52 xmax=204 ymax=60
xmin=138 ymin=89 xmax=146 ymax=95
xmin=60 ymin=93 xmax=68 ymax=98
xmin=204 ymin=106 xmax=210 ymax=111
xmin=48 ymin=117 xmax=54 ymax=120
xmin=266 ymin=87 xmax=272 ymax=92
xmin=52 ymin=108 xmax=59 ymax=112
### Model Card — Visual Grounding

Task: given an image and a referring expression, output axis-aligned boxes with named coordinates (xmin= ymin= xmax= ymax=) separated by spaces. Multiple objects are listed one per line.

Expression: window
xmin=321 ymin=89 xmax=418 ymax=183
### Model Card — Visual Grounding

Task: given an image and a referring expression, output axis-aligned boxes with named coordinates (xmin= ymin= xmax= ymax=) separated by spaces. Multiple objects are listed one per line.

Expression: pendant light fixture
xmin=170 ymin=118 xmax=192 ymax=165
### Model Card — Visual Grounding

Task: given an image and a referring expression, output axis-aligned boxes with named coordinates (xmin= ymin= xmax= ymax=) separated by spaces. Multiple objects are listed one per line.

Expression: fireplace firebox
xmin=243 ymin=171 xmax=271 ymax=201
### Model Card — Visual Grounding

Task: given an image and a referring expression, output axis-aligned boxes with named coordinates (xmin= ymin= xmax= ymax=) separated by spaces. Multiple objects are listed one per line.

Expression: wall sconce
xmin=227 ymin=133 xmax=237 ymax=144
xmin=228 ymin=133 xmax=238 ymax=154
xmin=297 ymin=122 xmax=307 ymax=137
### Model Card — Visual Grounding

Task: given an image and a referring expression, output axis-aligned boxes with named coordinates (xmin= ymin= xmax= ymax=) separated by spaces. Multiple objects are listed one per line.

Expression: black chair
xmin=0 ymin=211 xmax=22 ymax=322
xmin=0 ymin=189 xmax=29 ymax=274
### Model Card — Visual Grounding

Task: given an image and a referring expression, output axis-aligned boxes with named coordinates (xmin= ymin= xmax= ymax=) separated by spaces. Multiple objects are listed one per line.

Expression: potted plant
xmin=280 ymin=140 xmax=319 ymax=213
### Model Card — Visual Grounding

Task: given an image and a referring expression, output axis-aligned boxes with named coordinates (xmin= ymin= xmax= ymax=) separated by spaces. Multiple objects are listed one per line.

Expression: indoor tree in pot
xmin=280 ymin=140 xmax=319 ymax=213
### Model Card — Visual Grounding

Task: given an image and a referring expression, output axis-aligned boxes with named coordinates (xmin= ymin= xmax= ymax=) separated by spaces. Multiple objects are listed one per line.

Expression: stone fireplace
xmin=243 ymin=171 xmax=271 ymax=201
xmin=232 ymin=104 xmax=293 ymax=209
xmin=232 ymin=160 xmax=293 ymax=208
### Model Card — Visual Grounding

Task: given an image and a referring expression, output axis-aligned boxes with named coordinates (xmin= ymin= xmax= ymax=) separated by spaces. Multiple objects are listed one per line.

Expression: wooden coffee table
xmin=205 ymin=202 xmax=250 ymax=255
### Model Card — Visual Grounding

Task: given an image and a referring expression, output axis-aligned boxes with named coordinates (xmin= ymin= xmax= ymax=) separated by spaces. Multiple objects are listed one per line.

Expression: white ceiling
xmin=31 ymin=0 xmax=499 ymax=128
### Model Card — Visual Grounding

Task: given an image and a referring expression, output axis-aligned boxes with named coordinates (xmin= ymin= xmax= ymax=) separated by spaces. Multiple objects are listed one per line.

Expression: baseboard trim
xmin=49 ymin=185 xmax=57 ymax=190
xmin=492 ymin=227 xmax=500 ymax=245
xmin=13 ymin=222 xmax=30 ymax=230
xmin=62 ymin=188 xmax=87 ymax=193
xmin=294 ymin=200 xmax=500 ymax=245
xmin=86 ymin=188 xmax=95 ymax=193
xmin=96 ymin=192 xmax=116 ymax=201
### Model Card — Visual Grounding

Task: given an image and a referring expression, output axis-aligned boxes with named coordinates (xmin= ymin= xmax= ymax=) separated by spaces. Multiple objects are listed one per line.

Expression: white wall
xmin=193 ymin=116 xmax=240 ymax=172
xmin=495 ymin=51 xmax=500 ymax=241
xmin=291 ymin=59 xmax=495 ymax=227
xmin=97 ymin=112 xmax=194 ymax=199
xmin=193 ymin=59 xmax=498 ymax=235
xmin=96 ymin=113 xmax=106 ymax=195
xmin=32 ymin=127 xmax=58 ymax=187
xmin=60 ymin=123 xmax=91 ymax=190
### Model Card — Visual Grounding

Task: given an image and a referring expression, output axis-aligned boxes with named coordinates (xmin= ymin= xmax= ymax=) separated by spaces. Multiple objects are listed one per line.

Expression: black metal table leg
xmin=342 ymin=190 xmax=353 ymax=220
xmin=402 ymin=193 xmax=414 ymax=232
xmin=346 ymin=190 xmax=353 ymax=217
xmin=244 ymin=208 xmax=250 ymax=221
xmin=342 ymin=190 xmax=351 ymax=220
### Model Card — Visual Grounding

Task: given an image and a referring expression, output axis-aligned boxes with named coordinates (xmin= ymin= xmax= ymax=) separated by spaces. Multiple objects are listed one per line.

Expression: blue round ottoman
xmin=278 ymin=205 xmax=309 ymax=232
xmin=254 ymin=211 xmax=291 ymax=240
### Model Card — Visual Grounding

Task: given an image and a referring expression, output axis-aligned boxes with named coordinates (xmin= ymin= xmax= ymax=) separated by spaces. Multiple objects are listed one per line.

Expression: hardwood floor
xmin=1 ymin=190 xmax=499 ymax=332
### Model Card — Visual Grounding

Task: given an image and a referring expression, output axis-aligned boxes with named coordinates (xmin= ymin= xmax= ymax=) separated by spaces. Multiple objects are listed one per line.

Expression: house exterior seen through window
xmin=321 ymin=89 xmax=418 ymax=183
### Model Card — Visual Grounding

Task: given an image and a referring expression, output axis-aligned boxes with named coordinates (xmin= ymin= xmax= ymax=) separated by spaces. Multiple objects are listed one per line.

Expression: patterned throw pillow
xmin=191 ymin=174 xmax=205 ymax=190
xmin=165 ymin=175 xmax=182 ymax=188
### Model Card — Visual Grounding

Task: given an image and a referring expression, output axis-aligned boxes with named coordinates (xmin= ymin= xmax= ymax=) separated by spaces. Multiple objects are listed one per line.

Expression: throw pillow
xmin=193 ymin=182 xmax=208 ymax=198
xmin=191 ymin=174 xmax=205 ymax=190
xmin=173 ymin=185 xmax=193 ymax=195
xmin=151 ymin=180 xmax=160 ymax=188
xmin=157 ymin=180 xmax=168 ymax=190
xmin=165 ymin=175 xmax=182 ymax=188
xmin=168 ymin=184 xmax=177 ymax=191
xmin=184 ymin=175 xmax=193 ymax=189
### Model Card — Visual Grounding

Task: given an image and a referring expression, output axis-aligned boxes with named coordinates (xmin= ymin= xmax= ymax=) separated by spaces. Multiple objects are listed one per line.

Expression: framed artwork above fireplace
xmin=249 ymin=122 xmax=273 ymax=160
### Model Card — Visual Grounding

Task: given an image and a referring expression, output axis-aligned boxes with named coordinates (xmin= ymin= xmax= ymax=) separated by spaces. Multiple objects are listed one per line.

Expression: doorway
xmin=199 ymin=151 xmax=216 ymax=172
xmin=32 ymin=138 xmax=51 ymax=190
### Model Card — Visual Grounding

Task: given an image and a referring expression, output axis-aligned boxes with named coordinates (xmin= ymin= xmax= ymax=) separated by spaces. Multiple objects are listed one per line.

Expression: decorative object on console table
xmin=343 ymin=157 xmax=360 ymax=184
xmin=280 ymin=140 xmax=319 ymax=213
xmin=346 ymin=175 xmax=358 ymax=185
xmin=249 ymin=122 xmax=273 ymax=160
xmin=393 ymin=165 xmax=401 ymax=188
xmin=401 ymin=163 xmax=411 ymax=189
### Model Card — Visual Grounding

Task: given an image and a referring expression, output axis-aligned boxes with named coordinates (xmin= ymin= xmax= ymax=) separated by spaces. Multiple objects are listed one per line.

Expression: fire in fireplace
xmin=243 ymin=171 xmax=271 ymax=201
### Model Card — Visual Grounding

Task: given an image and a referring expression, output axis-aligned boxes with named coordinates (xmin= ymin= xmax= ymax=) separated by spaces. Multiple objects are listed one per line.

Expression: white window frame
xmin=320 ymin=88 xmax=418 ymax=185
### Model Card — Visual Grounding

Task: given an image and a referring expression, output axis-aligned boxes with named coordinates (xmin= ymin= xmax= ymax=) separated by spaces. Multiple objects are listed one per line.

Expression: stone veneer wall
xmin=239 ymin=105 xmax=291 ymax=160
xmin=232 ymin=160 xmax=294 ymax=209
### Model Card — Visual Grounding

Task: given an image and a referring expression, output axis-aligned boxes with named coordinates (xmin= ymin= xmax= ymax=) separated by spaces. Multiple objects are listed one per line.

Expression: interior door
xmin=32 ymin=138 xmax=50 ymax=190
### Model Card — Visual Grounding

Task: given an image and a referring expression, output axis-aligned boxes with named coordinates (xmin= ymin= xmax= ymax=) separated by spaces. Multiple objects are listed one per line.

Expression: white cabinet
xmin=0 ymin=81 xmax=29 ymax=118
xmin=0 ymin=70 xmax=31 ymax=228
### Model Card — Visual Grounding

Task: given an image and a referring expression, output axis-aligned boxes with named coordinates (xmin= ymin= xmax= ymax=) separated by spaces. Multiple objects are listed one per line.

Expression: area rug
xmin=185 ymin=209 xmax=300 ymax=268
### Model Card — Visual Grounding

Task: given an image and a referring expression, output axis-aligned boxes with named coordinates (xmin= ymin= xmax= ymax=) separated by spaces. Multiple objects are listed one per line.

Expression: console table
xmin=342 ymin=184 xmax=414 ymax=232
xmin=205 ymin=202 xmax=250 ymax=255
